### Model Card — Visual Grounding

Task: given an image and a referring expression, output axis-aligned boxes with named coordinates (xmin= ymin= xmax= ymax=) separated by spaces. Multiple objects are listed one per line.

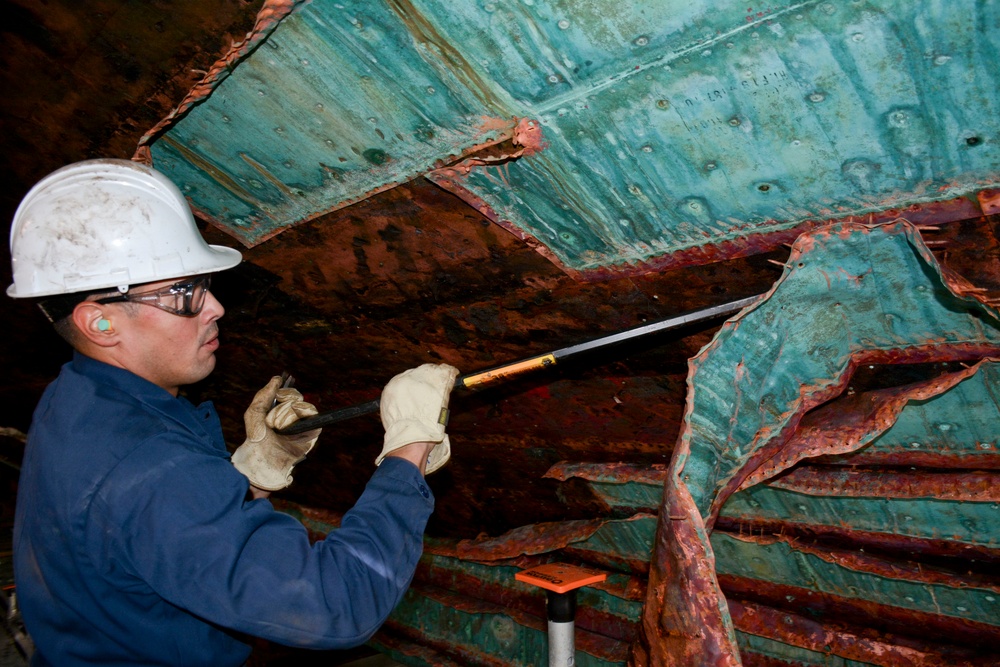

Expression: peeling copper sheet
xmin=712 ymin=516 xmax=1000 ymax=566
xmin=729 ymin=599 xmax=997 ymax=667
xmin=736 ymin=360 xmax=988 ymax=493
xmin=633 ymin=220 xmax=1000 ymax=666
xmin=425 ymin=518 xmax=606 ymax=561
xmin=721 ymin=576 xmax=1000 ymax=652
xmin=766 ymin=467 xmax=1000 ymax=503
xmin=544 ymin=461 xmax=670 ymax=485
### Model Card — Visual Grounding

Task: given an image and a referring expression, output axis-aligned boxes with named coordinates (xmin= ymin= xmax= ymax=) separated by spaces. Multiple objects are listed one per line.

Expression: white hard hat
xmin=7 ymin=159 xmax=243 ymax=298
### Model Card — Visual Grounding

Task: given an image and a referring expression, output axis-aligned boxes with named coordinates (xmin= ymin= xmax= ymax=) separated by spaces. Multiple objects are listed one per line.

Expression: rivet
xmin=427 ymin=86 xmax=436 ymax=94
xmin=634 ymin=36 xmax=649 ymax=46
xmin=557 ymin=19 xmax=570 ymax=29
xmin=548 ymin=75 xmax=560 ymax=83
xmin=934 ymin=55 xmax=951 ymax=65
xmin=808 ymin=92 xmax=826 ymax=102
xmin=852 ymin=33 xmax=865 ymax=42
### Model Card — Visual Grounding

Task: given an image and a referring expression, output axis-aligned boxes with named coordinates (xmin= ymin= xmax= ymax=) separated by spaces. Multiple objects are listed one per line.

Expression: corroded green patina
xmin=147 ymin=0 xmax=1000 ymax=274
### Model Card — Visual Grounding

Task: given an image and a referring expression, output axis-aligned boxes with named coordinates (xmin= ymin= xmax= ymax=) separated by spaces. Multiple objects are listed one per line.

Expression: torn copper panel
xmin=428 ymin=165 xmax=990 ymax=280
xmin=815 ymin=449 xmax=1000 ymax=469
xmin=736 ymin=360 xmax=989 ymax=492
xmin=713 ymin=515 xmax=1000 ymax=567
xmin=729 ymin=600 xmax=995 ymax=667
xmin=425 ymin=117 xmax=574 ymax=277
xmin=720 ymin=575 xmax=1000 ymax=653
xmin=720 ymin=532 xmax=1000 ymax=596
xmin=134 ymin=0 xmax=304 ymax=154
xmin=544 ymin=461 xmax=670 ymax=485
xmin=766 ymin=467 xmax=1000 ymax=503
xmin=424 ymin=518 xmax=605 ymax=561
xmin=633 ymin=220 xmax=1000 ymax=667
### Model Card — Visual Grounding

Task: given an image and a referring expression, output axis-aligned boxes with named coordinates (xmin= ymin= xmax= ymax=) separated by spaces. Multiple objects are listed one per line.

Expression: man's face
xmin=108 ymin=277 xmax=225 ymax=395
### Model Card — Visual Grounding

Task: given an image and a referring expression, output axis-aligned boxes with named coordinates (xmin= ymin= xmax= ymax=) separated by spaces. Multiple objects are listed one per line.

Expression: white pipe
xmin=548 ymin=619 xmax=575 ymax=666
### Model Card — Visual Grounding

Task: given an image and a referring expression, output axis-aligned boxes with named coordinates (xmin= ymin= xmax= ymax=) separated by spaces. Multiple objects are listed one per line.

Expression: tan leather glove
xmin=231 ymin=376 xmax=322 ymax=491
xmin=377 ymin=363 xmax=459 ymax=474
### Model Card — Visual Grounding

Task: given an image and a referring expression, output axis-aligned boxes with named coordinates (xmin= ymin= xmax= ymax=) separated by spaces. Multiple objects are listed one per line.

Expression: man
xmin=7 ymin=159 xmax=458 ymax=665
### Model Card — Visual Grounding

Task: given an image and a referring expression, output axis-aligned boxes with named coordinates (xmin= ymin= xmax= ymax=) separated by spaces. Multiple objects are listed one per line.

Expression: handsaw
xmin=278 ymin=294 xmax=761 ymax=435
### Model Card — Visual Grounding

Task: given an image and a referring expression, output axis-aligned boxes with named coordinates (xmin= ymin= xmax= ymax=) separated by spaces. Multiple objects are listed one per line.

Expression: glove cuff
xmin=425 ymin=435 xmax=451 ymax=474
xmin=383 ymin=418 xmax=445 ymax=450
xmin=232 ymin=440 xmax=294 ymax=491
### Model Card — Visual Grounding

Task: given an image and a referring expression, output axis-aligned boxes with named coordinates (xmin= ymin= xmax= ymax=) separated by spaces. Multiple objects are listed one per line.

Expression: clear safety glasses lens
xmin=97 ymin=275 xmax=212 ymax=317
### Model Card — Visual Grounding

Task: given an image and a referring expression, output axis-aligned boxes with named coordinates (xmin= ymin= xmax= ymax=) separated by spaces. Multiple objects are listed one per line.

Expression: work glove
xmin=376 ymin=363 xmax=459 ymax=474
xmin=231 ymin=376 xmax=322 ymax=491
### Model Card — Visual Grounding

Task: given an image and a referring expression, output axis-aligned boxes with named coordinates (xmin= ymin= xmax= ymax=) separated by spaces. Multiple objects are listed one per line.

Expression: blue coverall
xmin=14 ymin=353 xmax=433 ymax=665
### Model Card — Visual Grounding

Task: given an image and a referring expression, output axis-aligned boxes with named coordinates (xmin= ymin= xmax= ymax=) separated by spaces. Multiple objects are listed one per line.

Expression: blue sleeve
xmin=90 ymin=443 xmax=433 ymax=649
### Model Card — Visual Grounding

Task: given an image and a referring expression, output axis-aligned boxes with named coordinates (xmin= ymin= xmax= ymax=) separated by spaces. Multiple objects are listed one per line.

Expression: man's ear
xmin=72 ymin=301 xmax=119 ymax=348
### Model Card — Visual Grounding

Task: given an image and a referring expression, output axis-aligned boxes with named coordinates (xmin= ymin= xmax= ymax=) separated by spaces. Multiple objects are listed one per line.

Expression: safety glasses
xmin=96 ymin=275 xmax=212 ymax=317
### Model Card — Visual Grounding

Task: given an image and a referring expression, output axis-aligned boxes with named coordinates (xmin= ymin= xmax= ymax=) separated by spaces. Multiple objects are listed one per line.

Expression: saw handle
xmin=275 ymin=357 xmax=549 ymax=435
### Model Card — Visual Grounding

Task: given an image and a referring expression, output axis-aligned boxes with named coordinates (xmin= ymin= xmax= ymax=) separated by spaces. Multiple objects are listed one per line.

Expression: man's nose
xmin=202 ymin=289 xmax=225 ymax=320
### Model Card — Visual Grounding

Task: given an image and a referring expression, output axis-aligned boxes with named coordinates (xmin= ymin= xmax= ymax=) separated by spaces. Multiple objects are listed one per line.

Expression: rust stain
xmin=239 ymin=152 xmax=296 ymax=198
xmin=977 ymin=189 xmax=1000 ymax=216
xmin=158 ymin=135 xmax=261 ymax=205
xmin=384 ymin=0 xmax=510 ymax=112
